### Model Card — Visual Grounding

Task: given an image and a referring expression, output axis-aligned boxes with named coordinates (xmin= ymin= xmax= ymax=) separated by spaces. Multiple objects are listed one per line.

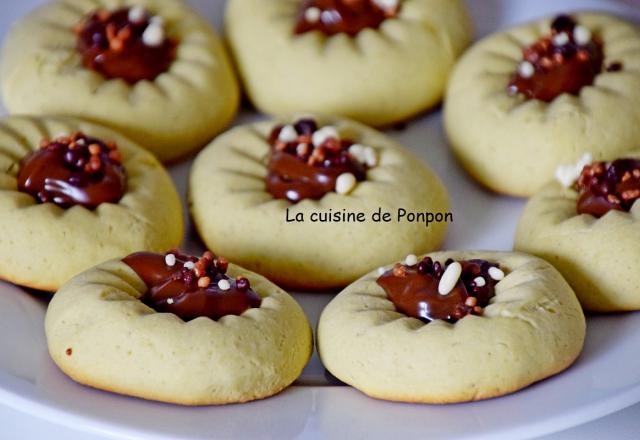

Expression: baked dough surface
xmin=1 ymin=0 xmax=239 ymax=162
xmin=225 ymin=0 xmax=472 ymax=127
xmin=45 ymin=259 xmax=313 ymax=405
xmin=444 ymin=13 xmax=640 ymax=196
xmin=515 ymin=177 xmax=640 ymax=312
xmin=188 ymin=115 xmax=450 ymax=291
xmin=0 ymin=116 xmax=183 ymax=291
xmin=317 ymin=251 xmax=585 ymax=403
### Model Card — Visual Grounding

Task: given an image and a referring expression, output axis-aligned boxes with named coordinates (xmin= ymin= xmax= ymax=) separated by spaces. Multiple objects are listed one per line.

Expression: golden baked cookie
xmin=45 ymin=250 xmax=313 ymax=405
xmin=317 ymin=251 xmax=586 ymax=403
xmin=0 ymin=115 xmax=183 ymax=292
xmin=515 ymin=154 xmax=640 ymax=312
xmin=225 ymin=0 xmax=472 ymax=127
xmin=1 ymin=0 xmax=239 ymax=162
xmin=444 ymin=13 xmax=640 ymax=196
xmin=189 ymin=115 xmax=450 ymax=291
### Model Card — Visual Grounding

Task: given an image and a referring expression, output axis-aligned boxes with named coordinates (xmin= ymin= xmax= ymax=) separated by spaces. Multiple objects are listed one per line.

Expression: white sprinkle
xmin=164 ymin=253 xmax=176 ymax=267
xmin=573 ymin=25 xmax=592 ymax=46
xmin=552 ymin=32 xmax=570 ymax=46
xmin=167 ymin=298 xmax=174 ymax=304
xmin=364 ymin=147 xmax=378 ymax=167
xmin=184 ymin=261 xmax=195 ymax=270
xmin=335 ymin=172 xmax=357 ymax=195
xmin=305 ymin=7 xmax=321 ymax=23
xmin=438 ymin=262 xmax=462 ymax=296
xmin=404 ymin=254 xmax=418 ymax=266
xmin=218 ymin=279 xmax=231 ymax=291
xmin=348 ymin=144 xmax=366 ymax=162
xmin=555 ymin=152 xmax=593 ymax=188
xmin=474 ymin=276 xmax=486 ymax=287
xmin=128 ymin=6 xmax=146 ymax=23
xmin=278 ymin=125 xmax=298 ymax=143
xmin=518 ymin=61 xmax=535 ymax=79
xmin=150 ymin=15 xmax=164 ymax=26
xmin=372 ymin=0 xmax=400 ymax=11
xmin=142 ymin=22 xmax=165 ymax=47
xmin=296 ymin=143 xmax=308 ymax=156
xmin=312 ymin=126 xmax=340 ymax=148
xmin=377 ymin=267 xmax=387 ymax=276
xmin=488 ymin=267 xmax=505 ymax=281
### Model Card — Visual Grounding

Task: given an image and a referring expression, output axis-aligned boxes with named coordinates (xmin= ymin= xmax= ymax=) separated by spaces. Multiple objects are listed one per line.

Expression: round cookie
xmin=45 ymin=253 xmax=313 ymax=405
xmin=189 ymin=115 xmax=450 ymax=291
xmin=1 ymin=0 xmax=239 ymax=162
xmin=225 ymin=0 xmax=472 ymax=127
xmin=317 ymin=251 xmax=586 ymax=403
xmin=515 ymin=154 xmax=640 ymax=312
xmin=444 ymin=13 xmax=640 ymax=196
xmin=0 ymin=115 xmax=183 ymax=291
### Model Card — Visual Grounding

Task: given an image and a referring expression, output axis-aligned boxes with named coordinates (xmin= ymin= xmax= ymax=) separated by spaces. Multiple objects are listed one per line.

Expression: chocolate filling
xmin=508 ymin=15 xmax=608 ymax=102
xmin=576 ymin=159 xmax=640 ymax=217
xmin=265 ymin=118 xmax=368 ymax=203
xmin=294 ymin=0 xmax=399 ymax=37
xmin=123 ymin=251 xmax=261 ymax=321
xmin=17 ymin=132 xmax=127 ymax=209
xmin=75 ymin=7 xmax=176 ymax=83
xmin=377 ymin=258 xmax=501 ymax=323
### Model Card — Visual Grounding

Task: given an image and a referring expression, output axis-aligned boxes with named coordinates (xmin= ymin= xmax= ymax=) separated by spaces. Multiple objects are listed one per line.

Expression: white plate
xmin=1 ymin=0 xmax=640 ymax=439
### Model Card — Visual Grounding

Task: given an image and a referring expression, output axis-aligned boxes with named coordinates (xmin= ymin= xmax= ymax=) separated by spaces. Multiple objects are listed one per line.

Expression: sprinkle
xmin=312 ymin=126 xmax=340 ymax=148
xmin=278 ymin=125 xmax=298 ymax=143
xmin=573 ymin=25 xmax=592 ymax=46
xmin=164 ymin=253 xmax=176 ymax=267
xmin=218 ymin=279 xmax=231 ymax=291
xmin=518 ymin=61 xmax=535 ymax=79
xmin=167 ymin=298 xmax=174 ymax=305
xmin=335 ymin=172 xmax=357 ymax=195
xmin=296 ymin=143 xmax=309 ymax=156
xmin=305 ymin=7 xmax=321 ymax=23
xmin=474 ymin=276 xmax=486 ymax=287
xmin=377 ymin=267 xmax=387 ymax=276
xmin=438 ymin=262 xmax=462 ymax=295
xmin=128 ymin=5 xmax=146 ymax=23
xmin=150 ymin=15 xmax=165 ymax=26
xmin=142 ymin=21 xmax=165 ymax=47
xmin=465 ymin=296 xmax=478 ymax=307
xmin=488 ymin=267 xmax=505 ymax=281
xmin=373 ymin=0 xmax=400 ymax=11
xmin=198 ymin=276 xmax=211 ymax=288
xmin=404 ymin=254 xmax=418 ymax=266
xmin=555 ymin=153 xmax=593 ymax=188
xmin=552 ymin=32 xmax=570 ymax=46
xmin=184 ymin=261 xmax=195 ymax=270
xmin=348 ymin=144 xmax=366 ymax=162
xmin=364 ymin=147 xmax=378 ymax=167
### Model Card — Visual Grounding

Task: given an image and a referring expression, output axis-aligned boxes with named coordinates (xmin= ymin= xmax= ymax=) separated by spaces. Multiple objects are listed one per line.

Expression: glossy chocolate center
xmin=377 ymin=258 xmax=501 ymax=323
xmin=75 ymin=7 xmax=176 ymax=83
xmin=508 ymin=15 xmax=608 ymax=102
xmin=265 ymin=119 xmax=368 ymax=203
xmin=123 ymin=251 xmax=261 ymax=321
xmin=576 ymin=159 xmax=640 ymax=217
xmin=294 ymin=0 xmax=399 ymax=37
xmin=17 ymin=132 xmax=127 ymax=209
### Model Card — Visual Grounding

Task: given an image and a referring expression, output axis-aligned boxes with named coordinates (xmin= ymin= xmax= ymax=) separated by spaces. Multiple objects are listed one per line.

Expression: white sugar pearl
xmin=373 ymin=0 xmax=399 ymax=10
xmin=335 ymin=172 xmax=357 ymax=195
xmin=438 ymin=262 xmax=462 ymax=296
xmin=364 ymin=147 xmax=378 ymax=167
xmin=348 ymin=144 xmax=366 ymax=162
xmin=217 ymin=279 xmax=231 ymax=291
xmin=150 ymin=15 xmax=165 ymax=26
xmin=312 ymin=126 xmax=340 ymax=147
xmin=404 ymin=254 xmax=418 ymax=266
xmin=377 ymin=267 xmax=387 ymax=276
xmin=474 ymin=276 xmax=486 ymax=287
xmin=518 ymin=61 xmax=535 ymax=79
xmin=278 ymin=125 xmax=298 ymax=143
xmin=142 ymin=23 xmax=165 ymax=47
xmin=573 ymin=25 xmax=592 ymax=46
xmin=183 ymin=261 xmax=195 ymax=270
xmin=167 ymin=298 xmax=174 ymax=304
xmin=164 ymin=253 xmax=176 ymax=267
xmin=296 ymin=143 xmax=308 ymax=156
xmin=305 ymin=7 xmax=321 ymax=23
xmin=552 ymin=32 xmax=570 ymax=46
xmin=488 ymin=267 xmax=505 ymax=281
xmin=128 ymin=6 xmax=146 ymax=23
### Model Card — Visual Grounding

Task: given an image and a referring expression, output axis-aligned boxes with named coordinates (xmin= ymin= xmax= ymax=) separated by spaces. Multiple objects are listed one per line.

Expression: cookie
xmin=515 ymin=154 xmax=640 ymax=312
xmin=0 ymin=115 xmax=183 ymax=292
xmin=189 ymin=115 xmax=450 ymax=291
xmin=226 ymin=0 xmax=472 ymax=126
xmin=1 ymin=0 xmax=239 ymax=162
xmin=444 ymin=13 xmax=640 ymax=196
xmin=317 ymin=251 xmax=585 ymax=403
xmin=45 ymin=250 xmax=313 ymax=405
